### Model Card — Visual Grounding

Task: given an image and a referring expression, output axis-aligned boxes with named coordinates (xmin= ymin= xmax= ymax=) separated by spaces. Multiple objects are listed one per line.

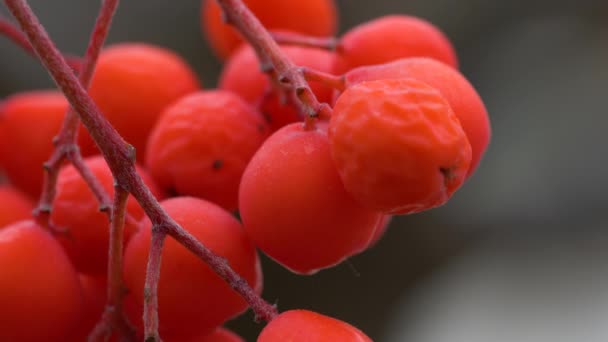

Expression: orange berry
xmin=219 ymin=44 xmax=340 ymax=131
xmin=202 ymin=0 xmax=338 ymax=59
xmin=337 ymin=15 xmax=458 ymax=73
xmin=329 ymin=78 xmax=471 ymax=214
xmin=51 ymin=155 xmax=163 ymax=274
xmin=123 ymin=197 xmax=262 ymax=339
xmin=146 ymin=90 xmax=269 ymax=211
xmin=258 ymin=310 xmax=372 ymax=342
xmin=0 ymin=184 xmax=33 ymax=228
xmin=0 ymin=90 xmax=68 ymax=197
xmin=0 ymin=220 xmax=82 ymax=341
xmin=239 ymin=123 xmax=381 ymax=274
xmin=80 ymin=43 xmax=200 ymax=161
xmin=345 ymin=57 xmax=490 ymax=177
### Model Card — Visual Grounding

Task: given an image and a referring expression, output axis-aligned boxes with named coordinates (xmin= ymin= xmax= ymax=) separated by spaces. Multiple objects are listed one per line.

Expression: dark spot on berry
xmin=212 ymin=159 xmax=223 ymax=170
xmin=262 ymin=112 xmax=272 ymax=123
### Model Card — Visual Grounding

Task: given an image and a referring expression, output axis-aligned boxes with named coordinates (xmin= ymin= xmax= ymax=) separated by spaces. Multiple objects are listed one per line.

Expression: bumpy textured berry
xmin=337 ymin=15 xmax=457 ymax=73
xmin=345 ymin=57 xmax=490 ymax=177
xmin=51 ymin=155 xmax=163 ymax=274
xmin=0 ymin=220 xmax=82 ymax=341
xmin=0 ymin=91 xmax=67 ymax=197
xmin=258 ymin=310 xmax=372 ymax=342
xmin=219 ymin=45 xmax=341 ymax=131
xmin=329 ymin=78 xmax=471 ymax=214
xmin=0 ymin=184 xmax=33 ymax=228
xmin=146 ymin=90 xmax=269 ymax=211
xmin=202 ymin=0 xmax=338 ymax=59
xmin=80 ymin=43 xmax=200 ymax=160
xmin=123 ymin=197 xmax=262 ymax=339
xmin=239 ymin=123 xmax=381 ymax=274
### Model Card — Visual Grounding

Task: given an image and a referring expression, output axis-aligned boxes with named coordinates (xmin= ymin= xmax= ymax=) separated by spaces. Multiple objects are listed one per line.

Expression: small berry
xmin=367 ymin=215 xmax=392 ymax=247
xmin=0 ymin=184 xmax=34 ymax=228
xmin=258 ymin=310 xmax=372 ymax=342
xmin=51 ymin=155 xmax=163 ymax=274
xmin=219 ymin=45 xmax=341 ymax=131
xmin=344 ymin=57 xmax=490 ymax=177
xmin=0 ymin=91 xmax=68 ymax=197
xmin=202 ymin=0 xmax=338 ymax=59
xmin=239 ymin=123 xmax=381 ymax=274
xmin=66 ymin=274 xmax=107 ymax=342
xmin=146 ymin=90 xmax=269 ymax=211
xmin=329 ymin=78 xmax=471 ymax=214
xmin=123 ymin=197 xmax=262 ymax=339
xmin=337 ymin=15 xmax=458 ymax=73
xmin=0 ymin=220 xmax=82 ymax=341
xmin=172 ymin=327 xmax=244 ymax=342
xmin=80 ymin=43 xmax=200 ymax=160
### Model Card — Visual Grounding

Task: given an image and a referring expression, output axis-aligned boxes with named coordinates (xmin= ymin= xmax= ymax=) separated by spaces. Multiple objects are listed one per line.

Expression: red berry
xmin=80 ymin=43 xmax=200 ymax=160
xmin=202 ymin=0 xmax=338 ymax=59
xmin=329 ymin=78 xmax=471 ymax=214
xmin=51 ymin=155 xmax=163 ymax=274
xmin=258 ymin=310 xmax=372 ymax=342
xmin=239 ymin=123 xmax=381 ymax=274
xmin=0 ymin=184 xmax=33 ymax=228
xmin=367 ymin=215 xmax=392 ymax=247
xmin=0 ymin=220 xmax=82 ymax=341
xmin=337 ymin=15 xmax=458 ymax=73
xmin=123 ymin=197 xmax=262 ymax=339
xmin=146 ymin=90 xmax=269 ymax=211
xmin=344 ymin=57 xmax=490 ymax=177
xmin=219 ymin=45 xmax=341 ymax=131
xmin=172 ymin=327 xmax=244 ymax=342
xmin=0 ymin=90 xmax=68 ymax=197
xmin=66 ymin=274 xmax=107 ymax=341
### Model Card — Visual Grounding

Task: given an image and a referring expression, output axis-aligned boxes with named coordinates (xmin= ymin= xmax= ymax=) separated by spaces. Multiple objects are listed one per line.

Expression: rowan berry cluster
xmin=0 ymin=0 xmax=490 ymax=341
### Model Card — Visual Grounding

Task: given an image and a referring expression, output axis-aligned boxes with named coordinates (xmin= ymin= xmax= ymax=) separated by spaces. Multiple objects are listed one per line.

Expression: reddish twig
xmin=271 ymin=30 xmax=340 ymax=51
xmin=301 ymin=66 xmax=346 ymax=92
xmin=0 ymin=15 xmax=82 ymax=70
xmin=89 ymin=186 xmax=135 ymax=342
xmin=143 ymin=230 xmax=165 ymax=342
xmin=4 ymin=2 xmax=277 ymax=341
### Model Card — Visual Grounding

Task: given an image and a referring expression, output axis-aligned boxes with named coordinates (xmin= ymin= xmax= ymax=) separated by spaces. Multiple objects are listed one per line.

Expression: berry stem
xmin=215 ymin=0 xmax=331 ymax=121
xmin=301 ymin=66 xmax=346 ymax=92
xmin=89 ymin=186 xmax=135 ymax=342
xmin=4 ymin=0 xmax=278 ymax=335
xmin=34 ymin=0 xmax=119 ymax=227
xmin=271 ymin=30 xmax=340 ymax=51
xmin=143 ymin=229 xmax=165 ymax=342
xmin=0 ymin=14 xmax=82 ymax=70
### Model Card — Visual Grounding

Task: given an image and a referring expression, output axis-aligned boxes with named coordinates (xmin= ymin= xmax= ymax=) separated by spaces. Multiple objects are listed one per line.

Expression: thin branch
xmin=301 ymin=66 xmax=346 ymax=92
xmin=0 ymin=14 xmax=82 ymax=70
xmin=271 ymin=30 xmax=340 ymax=51
xmin=143 ymin=229 xmax=165 ymax=342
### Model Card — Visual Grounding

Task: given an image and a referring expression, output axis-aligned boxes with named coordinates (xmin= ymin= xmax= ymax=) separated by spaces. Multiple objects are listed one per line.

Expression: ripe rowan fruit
xmin=0 ymin=220 xmax=82 ymax=341
xmin=367 ymin=215 xmax=392 ymax=248
xmin=239 ymin=123 xmax=382 ymax=274
xmin=202 ymin=0 xmax=338 ymax=59
xmin=257 ymin=310 xmax=372 ymax=342
xmin=329 ymin=78 xmax=472 ymax=214
xmin=337 ymin=15 xmax=458 ymax=73
xmin=172 ymin=327 xmax=244 ymax=342
xmin=219 ymin=44 xmax=341 ymax=131
xmin=0 ymin=90 xmax=68 ymax=197
xmin=344 ymin=57 xmax=490 ymax=177
xmin=0 ymin=184 xmax=34 ymax=228
xmin=51 ymin=155 xmax=163 ymax=274
xmin=123 ymin=196 xmax=262 ymax=339
xmin=66 ymin=274 xmax=107 ymax=342
xmin=146 ymin=90 xmax=269 ymax=211
xmin=79 ymin=43 xmax=200 ymax=160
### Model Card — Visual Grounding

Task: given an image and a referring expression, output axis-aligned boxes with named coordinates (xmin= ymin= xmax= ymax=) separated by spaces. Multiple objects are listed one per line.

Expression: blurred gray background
xmin=2 ymin=0 xmax=608 ymax=341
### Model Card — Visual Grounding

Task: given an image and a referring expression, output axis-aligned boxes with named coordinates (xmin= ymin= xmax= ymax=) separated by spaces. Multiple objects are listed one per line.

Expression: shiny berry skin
xmin=0 ymin=184 xmax=33 ymax=228
xmin=257 ymin=310 xmax=372 ymax=342
xmin=123 ymin=197 xmax=262 ymax=339
xmin=219 ymin=45 xmax=341 ymax=132
xmin=239 ymin=123 xmax=382 ymax=274
xmin=51 ymin=155 xmax=163 ymax=274
xmin=146 ymin=90 xmax=269 ymax=211
xmin=0 ymin=220 xmax=82 ymax=341
xmin=337 ymin=15 xmax=458 ymax=73
xmin=80 ymin=43 xmax=200 ymax=160
xmin=202 ymin=0 xmax=338 ymax=59
xmin=0 ymin=91 xmax=68 ymax=197
xmin=329 ymin=78 xmax=472 ymax=214
xmin=344 ymin=57 xmax=490 ymax=177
